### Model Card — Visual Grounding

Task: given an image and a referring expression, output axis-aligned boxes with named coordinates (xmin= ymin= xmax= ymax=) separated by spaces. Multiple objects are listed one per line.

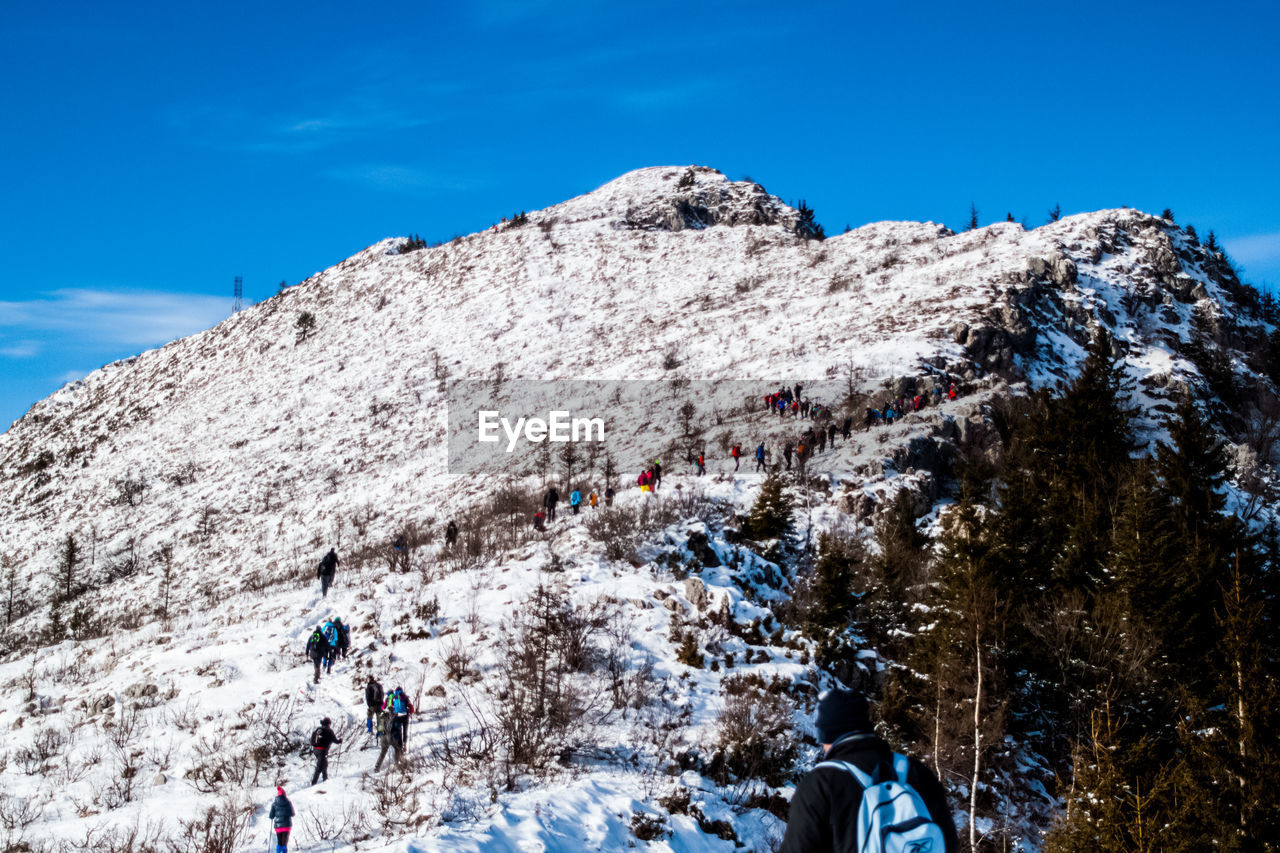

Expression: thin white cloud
xmin=0 ymin=341 xmax=40 ymax=359
xmin=0 ymin=288 xmax=229 ymax=348
xmin=1224 ymin=231 xmax=1280 ymax=268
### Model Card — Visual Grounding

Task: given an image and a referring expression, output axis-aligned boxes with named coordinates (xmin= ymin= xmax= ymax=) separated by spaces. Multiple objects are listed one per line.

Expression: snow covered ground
xmin=0 ymin=165 xmax=1272 ymax=851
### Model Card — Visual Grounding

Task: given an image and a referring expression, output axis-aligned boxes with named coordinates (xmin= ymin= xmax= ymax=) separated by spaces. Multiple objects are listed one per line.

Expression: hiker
xmin=317 ymin=548 xmax=339 ymax=598
xmin=796 ymin=442 xmax=808 ymax=478
xmin=652 ymin=458 xmax=662 ymax=490
xmin=533 ymin=511 xmax=546 ymax=531
xmin=731 ymin=444 xmax=741 ymax=471
xmin=783 ymin=441 xmax=793 ymax=471
xmin=842 ymin=416 xmax=853 ymax=440
xmin=696 ymin=451 xmax=706 ymax=476
xmin=335 ymin=618 xmax=350 ymax=660
xmin=794 ymin=383 xmax=802 ymax=401
xmin=589 ymin=490 xmax=598 ymax=509
xmin=373 ymin=706 xmax=405 ymax=771
xmin=269 ymin=786 xmax=294 ymax=853
xmin=755 ymin=442 xmax=767 ymax=472
xmin=570 ymin=488 xmax=582 ymax=515
xmin=605 ymin=486 xmax=615 ymax=507
xmin=885 ymin=406 xmax=896 ymax=426
xmin=778 ymin=687 xmax=956 ymax=853
xmin=365 ymin=676 xmax=384 ymax=733
xmin=801 ymin=398 xmax=812 ymax=419
xmin=816 ymin=428 xmax=827 ymax=453
xmin=309 ymin=717 xmax=342 ymax=785
xmin=383 ymin=685 xmax=415 ymax=748
xmin=828 ymin=423 xmax=839 ymax=449
xmin=445 ymin=520 xmax=458 ymax=548
xmin=305 ymin=625 xmax=330 ymax=684
xmin=637 ymin=470 xmax=650 ymax=492
xmin=544 ymin=487 xmax=559 ymax=522
xmin=321 ymin=620 xmax=339 ymax=674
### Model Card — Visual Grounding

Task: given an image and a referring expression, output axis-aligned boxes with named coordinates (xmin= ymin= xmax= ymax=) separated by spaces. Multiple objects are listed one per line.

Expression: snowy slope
xmin=0 ymin=165 xmax=1274 ymax=852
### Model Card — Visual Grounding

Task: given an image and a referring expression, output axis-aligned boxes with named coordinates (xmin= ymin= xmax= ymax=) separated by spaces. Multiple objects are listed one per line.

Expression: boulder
xmin=686 ymin=530 xmax=721 ymax=568
xmin=152 ymin=773 xmax=167 ymax=786
xmin=683 ymin=577 xmax=710 ymax=612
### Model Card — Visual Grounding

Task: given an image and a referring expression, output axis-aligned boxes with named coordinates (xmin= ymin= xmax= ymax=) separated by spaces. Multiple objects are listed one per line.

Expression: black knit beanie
xmin=814 ymin=687 xmax=871 ymax=743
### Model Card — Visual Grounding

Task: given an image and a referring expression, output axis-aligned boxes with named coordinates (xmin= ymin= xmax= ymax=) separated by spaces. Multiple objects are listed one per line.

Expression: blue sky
xmin=2 ymin=0 xmax=1279 ymax=430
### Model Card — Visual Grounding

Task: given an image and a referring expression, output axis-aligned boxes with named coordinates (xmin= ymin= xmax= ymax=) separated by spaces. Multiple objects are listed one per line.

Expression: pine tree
xmin=967 ymin=203 xmax=979 ymax=231
xmin=745 ymin=476 xmax=793 ymax=542
xmin=1048 ymin=203 xmax=1062 ymax=223
xmin=805 ymin=531 xmax=863 ymax=637
xmin=55 ymin=533 xmax=79 ymax=603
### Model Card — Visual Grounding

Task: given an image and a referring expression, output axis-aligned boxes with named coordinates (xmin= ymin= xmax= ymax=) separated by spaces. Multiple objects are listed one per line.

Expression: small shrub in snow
xmin=630 ymin=810 xmax=671 ymax=841
xmin=713 ymin=675 xmax=799 ymax=787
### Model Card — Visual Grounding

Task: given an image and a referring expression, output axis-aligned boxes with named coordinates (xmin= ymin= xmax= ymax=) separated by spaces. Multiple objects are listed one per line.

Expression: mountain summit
xmin=0 ymin=168 xmax=1275 ymax=852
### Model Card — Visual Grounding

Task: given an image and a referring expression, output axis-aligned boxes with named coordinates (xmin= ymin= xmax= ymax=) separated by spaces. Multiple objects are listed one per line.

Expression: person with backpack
xmin=533 ymin=510 xmax=546 ymax=531
xmin=696 ymin=451 xmax=706 ymax=476
xmin=730 ymin=444 xmax=741 ymax=471
xmin=604 ymin=486 xmax=615 ymax=507
xmin=754 ymin=442 xmax=767 ymax=472
xmin=321 ymin=620 xmax=339 ymax=675
xmin=269 ymin=786 xmax=294 ymax=853
xmin=570 ymin=488 xmax=582 ymax=514
xmin=317 ymin=548 xmax=339 ymax=598
xmin=445 ymin=520 xmax=458 ymax=549
xmin=336 ymin=618 xmax=350 ymax=659
xmin=828 ymin=423 xmax=839 ymax=449
xmin=842 ymin=416 xmax=853 ymax=440
xmin=383 ymin=685 xmax=415 ymax=748
xmin=305 ymin=625 xmax=330 ymax=684
xmin=544 ymin=487 xmax=559 ymax=522
xmin=373 ymin=705 xmax=405 ymax=771
xmin=309 ymin=717 xmax=342 ymax=785
xmin=364 ymin=676 xmax=384 ymax=733
xmin=779 ymin=688 xmax=956 ymax=853
xmin=589 ymin=490 xmax=598 ymax=510
xmin=783 ymin=441 xmax=793 ymax=471
xmin=652 ymin=458 xmax=662 ymax=490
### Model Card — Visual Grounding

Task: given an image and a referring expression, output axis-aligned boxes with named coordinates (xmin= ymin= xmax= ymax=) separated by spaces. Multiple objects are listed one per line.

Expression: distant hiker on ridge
xmin=317 ymin=548 xmax=339 ymax=598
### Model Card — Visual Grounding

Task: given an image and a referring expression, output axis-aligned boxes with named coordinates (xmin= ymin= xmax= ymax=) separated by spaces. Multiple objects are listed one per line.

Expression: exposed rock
xmin=686 ymin=530 xmax=721 ymax=567
xmin=427 ymin=684 xmax=447 ymax=698
xmin=683 ymin=577 xmax=710 ymax=611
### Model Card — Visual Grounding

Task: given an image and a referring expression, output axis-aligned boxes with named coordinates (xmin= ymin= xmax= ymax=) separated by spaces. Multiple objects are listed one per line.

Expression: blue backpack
xmin=815 ymin=753 xmax=945 ymax=853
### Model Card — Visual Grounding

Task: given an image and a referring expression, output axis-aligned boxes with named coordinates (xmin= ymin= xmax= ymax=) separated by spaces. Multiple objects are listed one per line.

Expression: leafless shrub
xmin=242 ymin=694 xmax=303 ymax=759
xmin=18 ymin=724 xmax=68 ymax=774
xmin=711 ymin=675 xmax=800 ymax=787
xmin=0 ymin=792 xmax=44 ymax=850
xmin=442 ymin=636 xmax=477 ymax=681
xmin=174 ymin=791 xmax=253 ymax=853
xmin=365 ymin=766 xmax=431 ymax=837
xmin=58 ymin=816 xmax=168 ymax=852
xmin=301 ymin=798 xmax=371 ymax=850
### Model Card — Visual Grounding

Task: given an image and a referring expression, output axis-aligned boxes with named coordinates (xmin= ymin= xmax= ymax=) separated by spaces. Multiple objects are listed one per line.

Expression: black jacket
xmin=779 ymin=732 xmax=957 ymax=853
xmin=318 ymin=550 xmax=339 ymax=577
xmin=269 ymin=794 xmax=294 ymax=829
xmin=366 ymin=680 xmax=384 ymax=708
xmin=305 ymin=631 xmax=330 ymax=663
xmin=544 ymin=489 xmax=559 ymax=507
xmin=311 ymin=724 xmax=341 ymax=751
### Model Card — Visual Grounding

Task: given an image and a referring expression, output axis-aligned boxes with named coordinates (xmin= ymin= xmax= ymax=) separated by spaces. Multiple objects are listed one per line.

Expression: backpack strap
xmin=893 ymin=752 xmax=911 ymax=786
xmin=814 ymin=759 xmax=873 ymax=790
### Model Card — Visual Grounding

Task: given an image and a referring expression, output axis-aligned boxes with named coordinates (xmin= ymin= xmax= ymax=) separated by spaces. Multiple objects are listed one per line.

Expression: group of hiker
xmin=863 ymin=383 xmax=959 ymax=428
xmin=533 ymin=484 xmax=616 ymax=529
xmin=271 ymin=683 xmax=958 ymax=853
xmin=304 ymin=616 xmax=350 ymax=683
xmin=363 ymin=676 xmax=415 ymax=771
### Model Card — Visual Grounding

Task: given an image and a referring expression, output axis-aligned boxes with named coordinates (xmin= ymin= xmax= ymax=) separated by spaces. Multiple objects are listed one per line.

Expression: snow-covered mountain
xmin=0 ymin=165 xmax=1273 ymax=852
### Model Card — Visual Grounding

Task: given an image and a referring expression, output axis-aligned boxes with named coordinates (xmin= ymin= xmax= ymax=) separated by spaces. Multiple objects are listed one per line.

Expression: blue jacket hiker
xmin=570 ymin=489 xmax=582 ymax=514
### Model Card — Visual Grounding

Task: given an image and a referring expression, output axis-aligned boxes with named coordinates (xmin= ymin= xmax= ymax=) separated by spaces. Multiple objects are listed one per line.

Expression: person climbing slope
xmin=269 ymin=786 xmax=294 ymax=853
